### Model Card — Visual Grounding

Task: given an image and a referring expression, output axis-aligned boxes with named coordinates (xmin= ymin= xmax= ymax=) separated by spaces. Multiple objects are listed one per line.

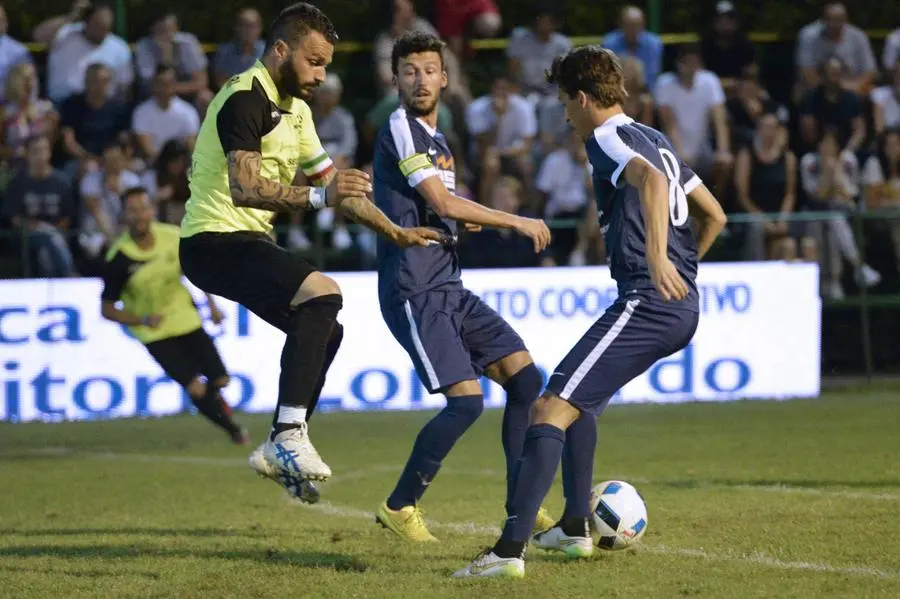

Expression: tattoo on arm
xmin=338 ymin=196 xmax=400 ymax=242
xmin=227 ymin=150 xmax=312 ymax=212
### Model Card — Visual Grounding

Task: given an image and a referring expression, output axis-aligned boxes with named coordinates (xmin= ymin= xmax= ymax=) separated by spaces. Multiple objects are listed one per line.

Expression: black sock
xmin=306 ymin=323 xmax=344 ymax=422
xmin=501 ymin=364 xmax=543 ymax=515
xmin=492 ymin=539 xmax=526 ymax=559
xmin=271 ymin=294 xmax=342 ymax=440
xmin=560 ymin=516 xmax=590 ymax=538
xmin=192 ymin=384 xmax=240 ymax=435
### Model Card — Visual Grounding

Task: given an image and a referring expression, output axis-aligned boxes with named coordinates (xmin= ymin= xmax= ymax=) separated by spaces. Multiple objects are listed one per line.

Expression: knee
xmin=447 ymin=394 xmax=484 ymax=424
xmin=530 ymin=393 xmax=580 ymax=429
xmin=186 ymin=378 xmax=206 ymax=399
xmin=502 ymin=362 xmax=543 ymax=405
xmin=294 ymin=272 xmax=342 ymax=307
xmin=212 ymin=375 xmax=230 ymax=389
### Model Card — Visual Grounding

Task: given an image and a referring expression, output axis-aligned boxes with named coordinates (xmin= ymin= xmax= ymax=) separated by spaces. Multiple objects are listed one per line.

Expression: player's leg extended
xmin=376 ymin=293 xmax=484 ymax=541
xmin=559 ymin=412 xmax=597 ymax=529
xmin=483 ymin=351 xmax=554 ymax=533
xmin=453 ymin=393 xmax=580 ymax=578
xmin=188 ymin=328 xmax=249 ymax=444
xmin=377 ymin=378 xmax=484 ymax=542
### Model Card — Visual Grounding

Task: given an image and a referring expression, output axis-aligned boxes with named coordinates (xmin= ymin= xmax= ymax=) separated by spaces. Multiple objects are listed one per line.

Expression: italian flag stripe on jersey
xmin=301 ymin=152 xmax=333 ymax=176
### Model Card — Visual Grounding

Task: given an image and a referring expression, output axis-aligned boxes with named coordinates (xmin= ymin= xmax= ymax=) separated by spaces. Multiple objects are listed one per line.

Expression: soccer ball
xmin=589 ymin=480 xmax=648 ymax=550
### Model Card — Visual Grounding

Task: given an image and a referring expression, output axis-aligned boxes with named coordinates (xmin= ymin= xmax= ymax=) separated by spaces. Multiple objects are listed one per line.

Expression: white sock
xmin=277 ymin=406 xmax=307 ymax=425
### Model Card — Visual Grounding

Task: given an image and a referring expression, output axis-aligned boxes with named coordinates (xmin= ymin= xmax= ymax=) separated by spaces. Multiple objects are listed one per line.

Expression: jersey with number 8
xmin=585 ymin=113 xmax=701 ymax=308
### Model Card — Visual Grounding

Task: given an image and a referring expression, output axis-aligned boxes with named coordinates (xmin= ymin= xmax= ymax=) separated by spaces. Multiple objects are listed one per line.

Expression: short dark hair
xmin=82 ymin=3 xmax=114 ymax=22
xmin=546 ymin=46 xmax=626 ymax=108
xmin=122 ymin=186 xmax=150 ymax=205
xmin=391 ymin=30 xmax=446 ymax=76
xmin=676 ymin=43 xmax=702 ymax=61
xmin=266 ymin=2 xmax=338 ymax=50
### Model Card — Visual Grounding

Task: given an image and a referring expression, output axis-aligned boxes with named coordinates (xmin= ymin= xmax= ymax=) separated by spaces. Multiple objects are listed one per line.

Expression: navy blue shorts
xmin=546 ymin=294 xmax=699 ymax=416
xmin=382 ymin=288 xmax=527 ymax=393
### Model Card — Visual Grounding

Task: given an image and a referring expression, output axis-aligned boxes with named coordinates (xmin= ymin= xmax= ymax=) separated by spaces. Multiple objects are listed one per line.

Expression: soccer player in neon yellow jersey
xmin=179 ymin=3 xmax=442 ymax=503
xmin=101 ymin=187 xmax=247 ymax=444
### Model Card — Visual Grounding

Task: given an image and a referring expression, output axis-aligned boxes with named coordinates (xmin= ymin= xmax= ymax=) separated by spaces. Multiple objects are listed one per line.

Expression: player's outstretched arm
xmin=338 ymin=195 xmax=446 ymax=248
xmin=227 ymin=151 xmax=372 ymax=212
xmin=625 ymin=158 xmax=689 ymax=302
xmin=415 ymin=177 xmax=551 ymax=253
xmin=687 ymin=182 xmax=728 ymax=260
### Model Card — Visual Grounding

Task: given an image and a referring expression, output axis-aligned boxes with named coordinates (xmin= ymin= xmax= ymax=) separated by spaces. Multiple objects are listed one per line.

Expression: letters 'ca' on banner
xmin=0 ymin=263 xmax=821 ymax=422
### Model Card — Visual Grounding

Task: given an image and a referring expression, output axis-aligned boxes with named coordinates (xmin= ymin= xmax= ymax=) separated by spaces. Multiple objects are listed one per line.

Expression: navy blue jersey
xmin=373 ymin=107 xmax=461 ymax=304
xmin=586 ymin=114 xmax=700 ymax=308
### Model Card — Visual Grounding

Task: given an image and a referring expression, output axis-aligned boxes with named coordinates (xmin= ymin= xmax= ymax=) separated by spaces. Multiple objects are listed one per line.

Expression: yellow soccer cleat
xmin=534 ymin=506 xmax=556 ymax=533
xmin=375 ymin=502 xmax=438 ymax=542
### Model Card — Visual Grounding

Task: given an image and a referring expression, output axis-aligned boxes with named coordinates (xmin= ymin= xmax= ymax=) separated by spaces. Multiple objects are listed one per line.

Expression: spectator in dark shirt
xmin=701 ymin=1 xmax=755 ymax=95
xmin=59 ymin=63 xmax=129 ymax=176
xmin=727 ymin=64 xmax=788 ymax=150
xmin=458 ymin=176 xmax=542 ymax=269
xmin=799 ymin=56 xmax=866 ymax=154
xmin=2 ymin=135 xmax=76 ymax=277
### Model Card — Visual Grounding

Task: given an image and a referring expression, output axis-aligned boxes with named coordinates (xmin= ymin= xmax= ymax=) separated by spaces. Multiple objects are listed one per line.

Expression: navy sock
xmin=501 ymin=364 xmax=543 ymax=514
xmin=499 ymin=423 xmax=566 ymax=545
xmin=562 ymin=413 xmax=597 ymax=520
xmin=386 ymin=395 xmax=483 ymax=510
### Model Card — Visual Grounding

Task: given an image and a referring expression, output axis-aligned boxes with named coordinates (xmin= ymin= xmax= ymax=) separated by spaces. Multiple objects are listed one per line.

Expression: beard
xmin=278 ymin=60 xmax=317 ymax=100
xmin=401 ymin=88 xmax=440 ymax=117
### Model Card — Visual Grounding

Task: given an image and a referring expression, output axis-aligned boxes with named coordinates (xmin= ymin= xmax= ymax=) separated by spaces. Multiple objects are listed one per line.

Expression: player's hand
xmin=513 ymin=217 xmax=552 ymax=253
xmin=144 ymin=314 xmax=164 ymax=329
xmin=394 ymin=227 xmax=447 ymax=248
xmin=209 ymin=304 xmax=225 ymax=325
xmin=649 ymin=257 xmax=689 ymax=302
xmin=325 ymin=169 xmax=373 ymax=206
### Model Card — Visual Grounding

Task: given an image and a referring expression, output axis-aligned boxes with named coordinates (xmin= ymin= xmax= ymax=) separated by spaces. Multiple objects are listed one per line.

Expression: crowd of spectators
xmin=0 ymin=1 xmax=899 ymax=299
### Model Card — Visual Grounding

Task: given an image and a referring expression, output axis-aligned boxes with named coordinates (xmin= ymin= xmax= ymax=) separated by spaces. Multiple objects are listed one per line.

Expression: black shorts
xmin=179 ymin=231 xmax=316 ymax=333
xmin=145 ymin=328 xmax=228 ymax=388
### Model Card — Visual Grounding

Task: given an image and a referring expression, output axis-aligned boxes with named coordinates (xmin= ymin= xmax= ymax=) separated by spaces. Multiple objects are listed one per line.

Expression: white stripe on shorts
xmin=559 ymin=299 xmax=641 ymax=400
xmin=404 ymin=300 xmax=440 ymax=390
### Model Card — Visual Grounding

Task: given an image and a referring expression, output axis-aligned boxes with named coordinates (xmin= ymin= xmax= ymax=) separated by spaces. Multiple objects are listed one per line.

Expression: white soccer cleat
xmin=533 ymin=525 xmax=594 ymax=558
xmin=452 ymin=550 xmax=525 ymax=579
xmin=248 ymin=424 xmax=331 ymax=497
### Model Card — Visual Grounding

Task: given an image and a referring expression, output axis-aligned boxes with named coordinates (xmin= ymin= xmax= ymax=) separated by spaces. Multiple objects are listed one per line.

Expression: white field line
xmin=3 ymin=448 xmax=900 ymax=502
xmin=300 ymin=501 xmax=900 ymax=582
xmin=3 ymin=448 xmax=899 ymax=581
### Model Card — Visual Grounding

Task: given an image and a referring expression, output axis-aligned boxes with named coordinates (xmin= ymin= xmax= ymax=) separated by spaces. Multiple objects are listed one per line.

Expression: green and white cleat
xmin=533 ymin=525 xmax=594 ymax=558
xmin=452 ymin=550 xmax=525 ymax=579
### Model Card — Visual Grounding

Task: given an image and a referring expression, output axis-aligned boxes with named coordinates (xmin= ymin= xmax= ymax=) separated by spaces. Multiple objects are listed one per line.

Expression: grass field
xmin=1 ymin=388 xmax=899 ymax=598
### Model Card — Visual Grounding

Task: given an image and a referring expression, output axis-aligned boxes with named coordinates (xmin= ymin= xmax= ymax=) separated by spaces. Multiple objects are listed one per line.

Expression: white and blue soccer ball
xmin=589 ymin=480 xmax=648 ymax=550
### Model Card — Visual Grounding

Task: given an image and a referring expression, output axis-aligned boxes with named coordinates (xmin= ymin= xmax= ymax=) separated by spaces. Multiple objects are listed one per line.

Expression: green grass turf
xmin=1 ymin=388 xmax=899 ymax=598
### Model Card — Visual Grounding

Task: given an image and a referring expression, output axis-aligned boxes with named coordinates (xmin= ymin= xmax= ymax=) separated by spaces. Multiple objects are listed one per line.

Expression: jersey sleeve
xmin=679 ymin=158 xmax=701 ymax=193
xmin=587 ymin=128 xmax=642 ymax=189
xmin=100 ymin=250 xmax=131 ymax=302
xmin=216 ymin=87 xmax=272 ymax=153
xmin=296 ymin=101 xmax=334 ymax=186
xmin=388 ymin=112 xmax=439 ymax=188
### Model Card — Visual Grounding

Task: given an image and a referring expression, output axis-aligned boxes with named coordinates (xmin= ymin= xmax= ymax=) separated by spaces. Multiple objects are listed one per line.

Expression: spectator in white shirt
xmin=134 ymin=12 xmax=211 ymax=112
xmin=78 ymin=139 xmax=140 ymax=259
xmin=884 ymin=28 xmax=900 ymax=72
xmin=795 ymin=3 xmax=877 ymax=98
xmin=800 ymin=129 xmax=880 ymax=298
xmin=467 ymin=77 xmax=537 ymax=201
xmin=871 ymin=61 xmax=900 ymax=137
xmin=132 ymin=65 xmax=200 ymax=163
xmin=0 ymin=3 xmax=32 ymax=104
xmin=32 ymin=0 xmax=90 ymax=47
xmin=655 ymin=44 xmax=732 ymax=194
xmin=536 ymin=129 xmax=593 ymax=265
xmin=46 ymin=4 xmax=133 ymax=103
xmin=506 ymin=3 xmax=572 ymax=100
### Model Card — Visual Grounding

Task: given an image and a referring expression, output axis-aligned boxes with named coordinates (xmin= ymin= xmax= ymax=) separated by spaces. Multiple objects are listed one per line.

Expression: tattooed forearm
xmin=338 ymin=196 xmax=401 ymax=243
xmin=228 ymin=150 xmax=312 ymax=212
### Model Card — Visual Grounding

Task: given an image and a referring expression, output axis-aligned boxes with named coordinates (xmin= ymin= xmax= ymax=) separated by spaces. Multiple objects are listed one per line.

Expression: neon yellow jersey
xmin=181 ymin=60 xmax=334 ymax=237
xmin=102 ymin=223 xmax=202 ymax=344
